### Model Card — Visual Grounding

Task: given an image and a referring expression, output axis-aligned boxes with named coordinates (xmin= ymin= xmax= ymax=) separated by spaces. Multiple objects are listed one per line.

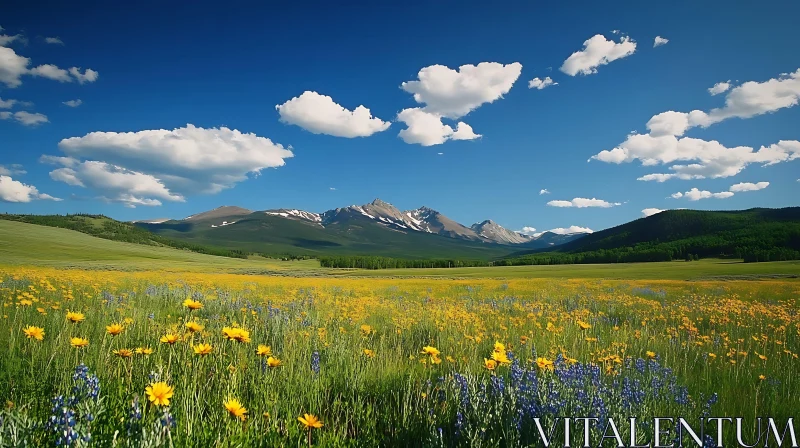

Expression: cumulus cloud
xmin=642 ymin=208 xmax=664 ymax=217
xmin=539 ymin=189 xmax=550 ymax=195
xmin=45 ymin=37 xmax=64 ymax=45
xmin=400 ymin=62 xmax=522 ymax=118
xmin=0 ymin=97 xmax=17 ymax=108
xmin=275 ymin=91 xmax=390 ymax=138
xmin=63 ymin=99 xmax=82 ymax=107
xmin=600 ymin=135 xmax=800 ymax=180
xmin=43 ymin=124 xmax=294 ymax=207
xmin=729 ymin=181 xmax=769 ymax=192
xmin=708 ymin=81 xmax=731 ymax=96
xmin=396 ymin=62 xmax=521 ymax=145
xmin=546 ymin=197 xmax=621 ymax=208
xmin=48 ymin=160 xmax=183 ymax=207
xmin=29 ymin=64 xmax=72 ymax=82
xmin=672 ymin=187 xmax=734 ymax=201
xmin=528 ymin=77 xmax=557 ymax=90
xmin=560 ymin=34 xmax=636 ymax=76
xmin=0 ymin=46 xmax=30 ymax=88
xmin=69 ymin=67 xmax=98 ymax=84
xmin=653 ymin=36 xmax=669 ymax=47
xmin=518 ymin=226 xmax=537 ymax=235
xmin=0 ymin=110 xmax=48 ymax=126
xmin=542 ymin=226 xmax=594 ymax=236
xmin=0 ymin=175 xmax=61 ymax=202
xmin=593 ymin=69 xmax=800 ymax=181
xmin=396 ymin=108 xmax=480 ymax=146
xmin=0 ymin=39 xmax=99 ymax=88
xmin=0 ymin=31 xmax=28 ymax=47
xmin=0 ymin=164 xmax=25 ymax=176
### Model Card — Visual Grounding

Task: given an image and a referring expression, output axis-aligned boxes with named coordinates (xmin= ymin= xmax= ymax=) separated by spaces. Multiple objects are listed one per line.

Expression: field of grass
xmin=2 ymin=221 xmax=800 ymax=445
xmin=4 ymin=220 xmax=800 ymax=282
xmin=1 ymin=267 xmax=798 ymax=446
xmin=0 ymin=220 xmax=319 ymax=273
xmin=336 ymin=259 xmax=800 ymax=280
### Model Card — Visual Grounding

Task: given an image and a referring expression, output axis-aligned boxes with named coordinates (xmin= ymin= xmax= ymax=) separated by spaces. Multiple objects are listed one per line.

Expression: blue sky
xmin=1 ymin=1 xmax=798 ymax=235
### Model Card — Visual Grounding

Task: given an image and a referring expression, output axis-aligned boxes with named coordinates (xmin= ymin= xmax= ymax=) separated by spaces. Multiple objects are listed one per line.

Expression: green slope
xmin=138 ymin=212 xmax=516 ymax=259
xmin=333 ymin=259 xmax=800 ymax=280
xmin=0 ymin=220 xmax=318 ymax=272
xmin=503 ymin=207 xmax=800 ymax=264
xmin=0 ymin=213 xmax=249 ymax=258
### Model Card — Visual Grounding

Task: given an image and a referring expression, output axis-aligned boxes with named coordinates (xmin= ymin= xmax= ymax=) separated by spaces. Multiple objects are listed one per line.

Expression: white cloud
xmin=45 ymin=124 xmax=294 ymax=206
xmin=546 ymin=197 xmax=621 ymax=208
xmin=519 ymin=226 xmax=537 ymax=235
xmin=0 ymin=164 xmax=25 ymax=176
xmin=594 ymin=69 xmax=800 ymax=181
xmin=644 ymin=69 xmax=800 ymax=138
xmin=560 ymin=34 xmax=637 ymax=76
xmin=670 ymin=192 xmax=683 ymax=199
xmin=0 ymin=110 xmax=48 ymax=126
xmin=653 ymin=36 xmax=669 ymax=47
xmin=539 ymin=188 xmax=550 ymax=195
xmin=40 ymin=155 xmax=79 ymax=167
xmin=29 ymin=64 xmax=72 ymax=82
xmin=0 ymin=46 xmax=30 ymax=88
xmin=400 ymin=62 xmax=522 ymax=118
xmin=729 ymin=181 xmax=769 ymax=192
xmin=599 ymin=135 xmax=800 ymax=180
xmin=396 ymin=62 xmax=520 ymax=145
xmin=275 ymin=91 xmax=390 ymax=138
xmin=396 ymin=108 xmax=480 ymax=146
xmin=642 ymin=208 xmax=664 ymax=217
xmin=673 ymin=187 xmax=735 ymax=201
xmin=528 ymin=77 xmax=557 ymax=90
xmin=0 ymin=175 xmax=61 ymax=202
xmin=0 ymin=33 xmax=23 ymax=46
xmin=48 ymin=161 xmax=184 ymax=208
xmin=0 ymin=42 xmax=99 ymax=88
xmin=708 ymin=81 xmax=731 ymax=96
xmin=69 ymin=67 xmax=98 ymax=84
xmin=329 ymin=187 xmax=336 ymax=191
xmin=437 ymin=152 xmax=443 ymax=155
xmin=45 ymin=37 xmax=64 ymax=45
xmin=708 ymin=69 xmax=800 ymax=122
xmin=542 ymin=226 xmax=594 ymax=236
xmin=63 ymin=99 xmax=82 ymax=107
xmin=0 ymin=97 xmax=17 ymax=108
xmin=637 ymin=173 xmax=681 ymax=182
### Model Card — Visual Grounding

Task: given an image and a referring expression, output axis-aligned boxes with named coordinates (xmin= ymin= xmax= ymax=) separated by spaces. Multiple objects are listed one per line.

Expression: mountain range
xmin=134 ymin=199 xmax=588 ymax=259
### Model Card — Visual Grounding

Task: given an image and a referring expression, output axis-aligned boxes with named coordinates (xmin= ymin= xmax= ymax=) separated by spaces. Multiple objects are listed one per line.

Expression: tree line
xmin=319 ymin=256 xmax=490 ymax=269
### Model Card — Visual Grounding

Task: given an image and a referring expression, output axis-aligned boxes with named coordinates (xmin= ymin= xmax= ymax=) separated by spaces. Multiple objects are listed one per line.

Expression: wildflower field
xmin=1 ymin=266 xmax=798 ymax=447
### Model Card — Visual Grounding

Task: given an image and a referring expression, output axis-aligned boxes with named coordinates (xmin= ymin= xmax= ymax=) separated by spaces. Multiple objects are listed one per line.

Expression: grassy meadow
xmin=1 ymin=221 xmax=799 ymax=446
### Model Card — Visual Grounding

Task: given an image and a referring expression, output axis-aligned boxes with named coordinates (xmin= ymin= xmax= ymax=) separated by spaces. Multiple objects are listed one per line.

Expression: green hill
xmin=0 ymin=213 xmax=250 ymax=259
xmin=0 ymin=220 xmax=317 ymax=272
xmin=501 ymin=207 xmax=800 ymax=265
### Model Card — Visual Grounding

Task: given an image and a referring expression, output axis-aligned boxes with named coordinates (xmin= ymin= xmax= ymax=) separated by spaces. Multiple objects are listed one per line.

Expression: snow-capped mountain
xmin=471 ymin=220 xmax=533 ymax=244
xmin=160 ymin=199 xmax=587 ymax=247
xmin=265 ymin=208 xmax=322 ymax=224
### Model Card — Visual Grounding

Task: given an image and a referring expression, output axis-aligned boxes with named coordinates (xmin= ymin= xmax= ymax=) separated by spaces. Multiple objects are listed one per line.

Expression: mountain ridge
xmin=140 ymin=198 xmax=575 ymax=246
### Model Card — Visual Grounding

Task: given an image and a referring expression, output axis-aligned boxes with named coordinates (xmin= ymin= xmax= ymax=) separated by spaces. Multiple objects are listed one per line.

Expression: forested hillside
xmin=500 ymin=208 xmax=800 ymax=265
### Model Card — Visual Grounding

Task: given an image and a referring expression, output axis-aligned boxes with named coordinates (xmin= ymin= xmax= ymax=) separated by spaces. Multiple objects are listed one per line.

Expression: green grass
xmin=0 ymin=220 xmax=320 ymax=273
xmin=333 ymin=258 xmax=800 ymax=280
xmin=3 ymin=220 xmax=800 ymax=281
xmin=1 ymin=270 xmax=796 ymax=446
